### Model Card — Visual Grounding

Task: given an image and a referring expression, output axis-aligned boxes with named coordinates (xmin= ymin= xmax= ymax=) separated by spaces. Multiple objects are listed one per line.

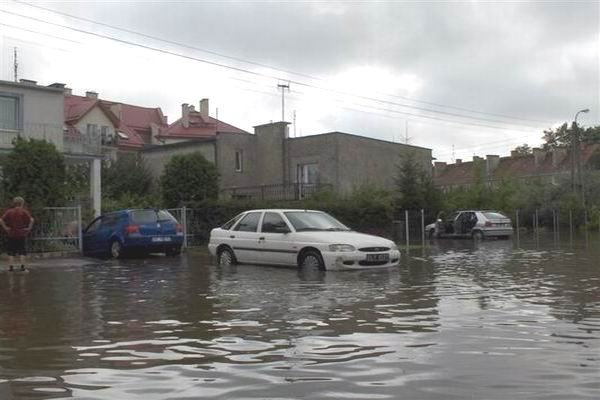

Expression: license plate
xmin=367 ymin=253 xmax=389 ymax=262
xmin=152 ymin=237 xmax=172 ymax=242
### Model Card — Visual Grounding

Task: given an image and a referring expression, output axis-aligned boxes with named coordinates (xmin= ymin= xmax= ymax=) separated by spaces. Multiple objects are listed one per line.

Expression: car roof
xmin=243 ymin=209 xmax=324 ymax=213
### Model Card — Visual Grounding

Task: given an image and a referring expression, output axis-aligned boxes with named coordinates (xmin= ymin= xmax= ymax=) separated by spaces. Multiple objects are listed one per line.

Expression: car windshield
xmin=130 ymin=210 xmax=176 ymax=224
xmin=483 ymin=212 xmax=508 ymax=220
xmin=284 ymin=211 xmax=350 ymax=232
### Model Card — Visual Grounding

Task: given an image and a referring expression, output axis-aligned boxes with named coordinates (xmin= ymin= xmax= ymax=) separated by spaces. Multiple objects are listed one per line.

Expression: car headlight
xmin=390 ymin=243 xmax=399 ymax=251
xmin=328 ymin=244 xmax=356 ymax=252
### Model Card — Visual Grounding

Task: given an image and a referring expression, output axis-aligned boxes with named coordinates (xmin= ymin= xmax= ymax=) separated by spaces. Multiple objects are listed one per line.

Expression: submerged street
xmin=0 ymin=236 xmax=599 ymax=399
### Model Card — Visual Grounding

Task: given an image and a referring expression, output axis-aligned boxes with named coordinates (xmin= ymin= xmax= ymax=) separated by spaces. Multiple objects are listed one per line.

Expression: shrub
xmin=160 ymin=152 xmax=218 ymax=207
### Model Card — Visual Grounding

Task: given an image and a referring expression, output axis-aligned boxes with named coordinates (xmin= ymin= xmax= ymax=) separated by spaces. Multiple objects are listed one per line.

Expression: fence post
xmin=77 ymin=205 xmax=83 ymax=254
xmin=182 ymin=206 xmax=188 ymax=249
xmin=515 ymin=209 xmax=520 ymax=244
xmin=421 ymin=209 xmax=425 ymax=248
xmin=405 ymin=210 xmax=409 ymax=250
xmin=569 ymin=209 xmax=573 ymax=243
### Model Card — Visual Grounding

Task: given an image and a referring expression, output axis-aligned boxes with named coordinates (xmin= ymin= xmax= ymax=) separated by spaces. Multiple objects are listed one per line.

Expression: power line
xmin=2 ymin=5 xmax=549 ymax=130
xmin=15 ymin=0 xmax=554 ymax=126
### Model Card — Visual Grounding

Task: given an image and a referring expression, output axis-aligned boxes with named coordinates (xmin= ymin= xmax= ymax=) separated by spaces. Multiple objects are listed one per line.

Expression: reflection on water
xmin=0 ymin=235 xmax=599 ymax=399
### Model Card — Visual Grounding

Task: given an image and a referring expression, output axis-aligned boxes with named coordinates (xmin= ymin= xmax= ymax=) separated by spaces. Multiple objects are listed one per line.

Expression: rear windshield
xmin=483 ymin=212 xmax=508 ymax=220
xmin=130 ymin=210 xmax=177 ymax=224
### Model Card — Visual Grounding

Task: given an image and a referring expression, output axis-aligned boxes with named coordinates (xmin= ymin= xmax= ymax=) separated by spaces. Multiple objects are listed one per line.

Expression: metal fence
xmin=0 ymin=123 xmax=102 ymax=156
xmin=27 ymin=206 xmax=82 ymax=253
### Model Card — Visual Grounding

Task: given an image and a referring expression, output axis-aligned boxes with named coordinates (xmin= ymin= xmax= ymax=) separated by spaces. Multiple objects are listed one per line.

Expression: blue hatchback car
xmin=82 ymin=209 xmax=184 ymax=258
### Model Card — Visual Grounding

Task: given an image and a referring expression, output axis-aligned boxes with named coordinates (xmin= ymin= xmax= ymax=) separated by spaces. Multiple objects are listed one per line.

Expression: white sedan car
xmin=208 ymin=209 xmax=400 ymax=270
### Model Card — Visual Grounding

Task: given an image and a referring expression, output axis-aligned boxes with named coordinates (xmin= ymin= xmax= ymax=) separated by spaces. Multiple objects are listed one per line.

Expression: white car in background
xmin=208 ymin=209 xmax=400 ymax=271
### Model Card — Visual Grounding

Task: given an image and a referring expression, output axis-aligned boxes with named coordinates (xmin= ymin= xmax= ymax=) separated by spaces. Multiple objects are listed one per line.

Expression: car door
xmin=452 ymin=212 xmax=465 ymax=235
xmin=258 ymin=212 xmax=296 ymax=266
xmin=231 ymin=211 xmax=263 ymax=264
xmin=83 ymin=217 xmax=103 ymax=254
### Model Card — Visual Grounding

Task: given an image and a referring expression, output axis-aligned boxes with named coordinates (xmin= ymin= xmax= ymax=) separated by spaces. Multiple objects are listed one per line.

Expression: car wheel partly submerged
xmin=218 ymin=247 xmax=236 ymax=266
xmin=299 ymin=250 xmax=325 ymax=271
xmin=110 ymin=240 xmax=123 ymax=259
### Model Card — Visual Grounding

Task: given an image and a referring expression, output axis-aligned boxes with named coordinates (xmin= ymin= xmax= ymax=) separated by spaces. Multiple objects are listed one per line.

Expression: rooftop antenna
xmin=13 ymin=47 xmax=18 ymax=82
xmin=277 ymin=81 xmax=290 ymax=122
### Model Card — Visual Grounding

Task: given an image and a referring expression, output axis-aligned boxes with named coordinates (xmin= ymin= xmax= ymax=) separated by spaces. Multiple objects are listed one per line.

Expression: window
xmin=102 ymin=214 xmax=118 ymax=228
xmin=235 ymin=150 xmax=243 ymax=172
xmin=100 ymin=126 xmax=110 ymax=145
xmin=221 ymin=213 xmax=243 ymax=230
xmin=297 ymin=163 xmax=319 ymax=184
xmin=284 ymin=211 xmax=349 ymax=232
xmin=86 ymin=123 xmax=98 ymax=136
xmin=130 ymin=210 xmax=176 ymax=224
xmin=0 ymin=94 xmax=19 ymax=130
xmin=261 ymin=212 xmax=290 ymax=233
xmin=85 ymin=217 xmax=102 ymax=233
xmin=233 ymin=212 xmax=261 ymax=232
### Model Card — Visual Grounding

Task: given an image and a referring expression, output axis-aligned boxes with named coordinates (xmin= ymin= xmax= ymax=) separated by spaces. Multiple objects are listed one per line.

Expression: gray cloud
xmin=2 ymin=1 xmax=598 ymax=160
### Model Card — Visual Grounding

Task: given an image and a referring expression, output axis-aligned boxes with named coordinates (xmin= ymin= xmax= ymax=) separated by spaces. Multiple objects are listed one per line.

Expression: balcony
xmin=0 ymin=122 xmax=101 ymax=156
xmin=220 ymin=183 xmax=333 ymax=201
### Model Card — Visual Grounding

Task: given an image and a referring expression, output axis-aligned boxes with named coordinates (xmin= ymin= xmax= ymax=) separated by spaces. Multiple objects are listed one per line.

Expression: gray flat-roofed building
xmin=143 ymin=121 xmax=432 ymax=200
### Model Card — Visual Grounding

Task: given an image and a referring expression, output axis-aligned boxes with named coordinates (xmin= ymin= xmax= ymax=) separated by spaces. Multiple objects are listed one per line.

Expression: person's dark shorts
xmin=7 ymin=237 xmax=26 ymax=256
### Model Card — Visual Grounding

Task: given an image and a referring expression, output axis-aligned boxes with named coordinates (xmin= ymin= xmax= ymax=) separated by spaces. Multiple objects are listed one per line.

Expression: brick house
xmin=433 ymin=145 xmax=600 ymax=190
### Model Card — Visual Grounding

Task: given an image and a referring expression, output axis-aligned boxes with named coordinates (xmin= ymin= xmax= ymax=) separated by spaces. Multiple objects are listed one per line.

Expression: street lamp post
xmin=571 ymin=108 xmax=589 ymax=199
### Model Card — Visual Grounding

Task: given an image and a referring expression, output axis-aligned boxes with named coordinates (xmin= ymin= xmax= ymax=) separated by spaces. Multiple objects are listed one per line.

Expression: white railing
xmin=0 ymin=122 xmax=102 ymax=156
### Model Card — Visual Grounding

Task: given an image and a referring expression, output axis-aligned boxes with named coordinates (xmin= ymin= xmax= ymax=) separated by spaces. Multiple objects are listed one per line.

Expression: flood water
xmin=0 ymin=236 xmax=599 ymax=399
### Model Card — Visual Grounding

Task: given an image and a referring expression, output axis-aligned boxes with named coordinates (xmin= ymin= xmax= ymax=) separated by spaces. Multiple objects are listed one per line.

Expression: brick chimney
xmin=510 ymin=150 xmax=519 ymax=157
xmin=434 ymin=162 xmax=447 ymax=176
xmin=486 ymin=155 xmax=500 ymax=175
xmin=86 ymin=91 xmax=98 ymax=99
xmin=532 ymin=148 xmax=545 ymax=166
xmin=200 ymin=98 xmax=209 ymax=120
xmin=63 ymin=87 xmax=73 ymax=96
xmin=181 ymin=103 xmax=190 ymax=128
xmin=456 ymin=159 xmax=462 ymax=164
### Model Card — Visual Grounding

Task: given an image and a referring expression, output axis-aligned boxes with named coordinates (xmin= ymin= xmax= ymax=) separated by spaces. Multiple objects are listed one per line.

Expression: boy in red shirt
xmin=0 ymin=197 xmax=34 ymax=272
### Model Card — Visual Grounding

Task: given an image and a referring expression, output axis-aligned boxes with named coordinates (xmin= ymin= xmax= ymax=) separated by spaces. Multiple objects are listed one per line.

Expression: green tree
xmin=102 ymin=155 xmax=153 ymax=199
xmin=2 ymin=138 xmax=66 ymax=210
xmin=394 ymin=152 xmax=442 ymax=214
xmin=160 ymin=152 xmax=218 ymax=207
xmin=512 ymin=143 xmax=532 ymax=155
xmin=543 ymin=123 xmax=600 ymax=149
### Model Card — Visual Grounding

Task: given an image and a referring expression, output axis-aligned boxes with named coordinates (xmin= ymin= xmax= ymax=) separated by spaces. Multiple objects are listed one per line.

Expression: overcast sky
xmin=0 ymin=0 xmax=598 ymax=162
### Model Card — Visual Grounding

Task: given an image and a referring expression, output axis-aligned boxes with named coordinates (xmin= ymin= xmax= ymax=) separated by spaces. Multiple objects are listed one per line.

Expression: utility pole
xmin=13 ymin=47 xmax=18 ymax=82
xmin=293 ymin=109 xmax=297 ymax=137
xmin=572 ymin=109 xmax=590 ymax=199
xmin=404 ymin=120 xmax=411 ymax=144
xmin=277 ymin=82 xmax=290 ymax=122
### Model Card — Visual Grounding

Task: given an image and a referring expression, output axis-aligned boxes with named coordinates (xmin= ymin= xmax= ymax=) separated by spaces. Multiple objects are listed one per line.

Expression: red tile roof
xmin=64 ymin=95 xmax=168 ymax=150
xmin=434 ymin=144 xmax=600 ymax=187
xmin=158 ymin=112 xmax=248 ymax=140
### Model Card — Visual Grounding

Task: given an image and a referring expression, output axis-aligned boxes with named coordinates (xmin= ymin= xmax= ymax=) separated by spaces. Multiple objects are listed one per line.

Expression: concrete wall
xmin=0 ymin=80 xmax=64 ymax=150
xmin=255 ymin=122 xmax=289 ymax=186
xmin=142 ymin=141 xmax=216 ymax=182
xmin=216 ymin=132 xmax=257 ymax=188
xmin=287 ymin=134 xmax=338 ymax=186
xmin=335 ymin=134 xmax=431 ymax=193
